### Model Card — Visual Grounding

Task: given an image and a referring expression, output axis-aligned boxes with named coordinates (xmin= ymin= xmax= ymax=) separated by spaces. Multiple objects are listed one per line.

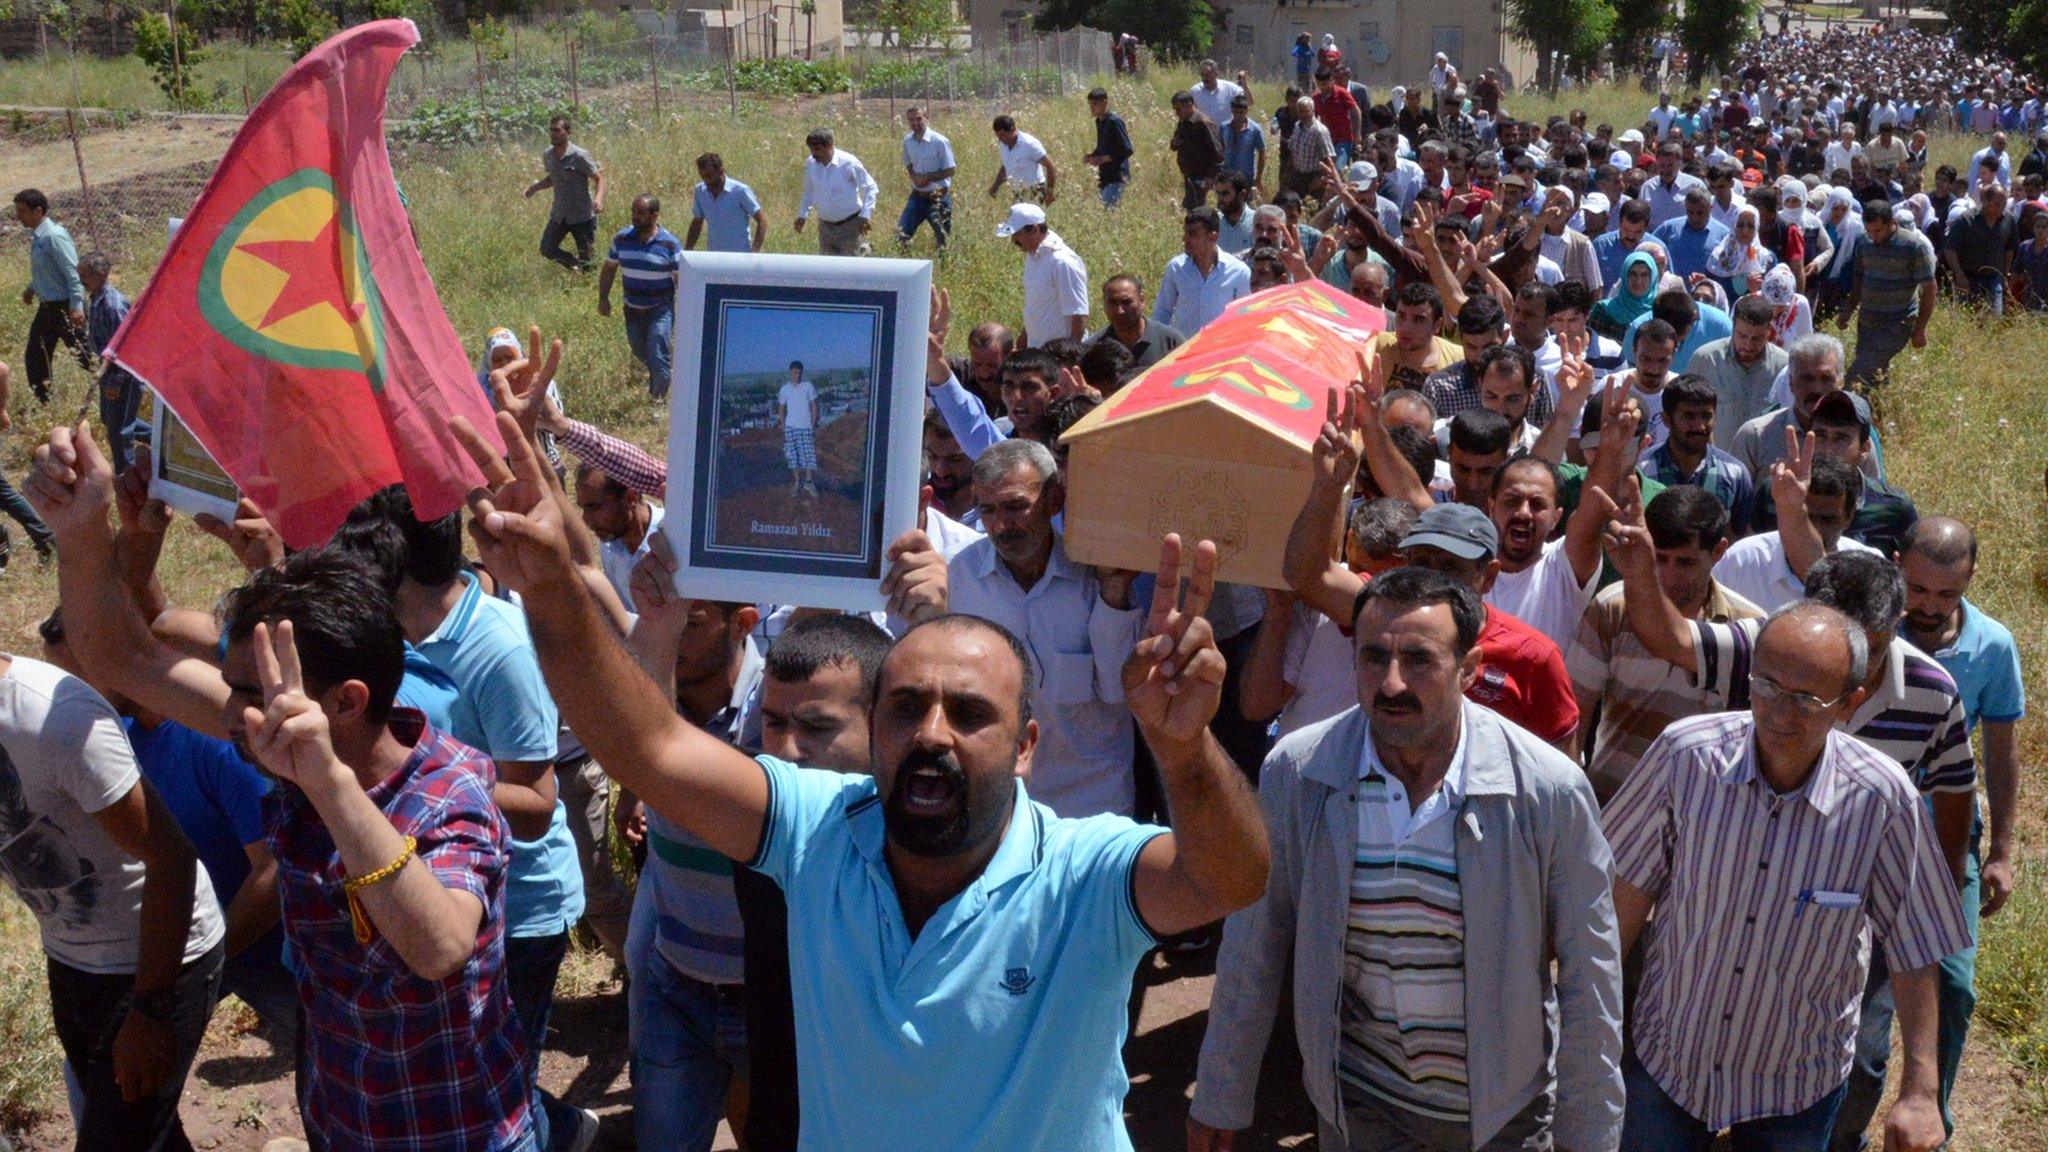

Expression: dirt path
xmin=7 ymin=119 xmax=239 ymax=195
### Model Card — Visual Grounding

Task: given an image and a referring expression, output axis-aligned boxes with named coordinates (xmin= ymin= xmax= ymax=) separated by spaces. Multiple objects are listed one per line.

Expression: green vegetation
xmin=0 ymin=61 xmax=2045 ymax=1141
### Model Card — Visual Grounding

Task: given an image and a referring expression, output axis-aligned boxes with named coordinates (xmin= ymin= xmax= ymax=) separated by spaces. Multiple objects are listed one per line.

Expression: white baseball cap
xmin=1346 ymin=161 xmax=1379 ymax=186
xmin=994 ymin=202 xmax=1046 ymax=238
xmin=1619 ymin=128 xmax=1646 ymax=145
xmin=1580 ymin=192 xmax=1611 ymax=215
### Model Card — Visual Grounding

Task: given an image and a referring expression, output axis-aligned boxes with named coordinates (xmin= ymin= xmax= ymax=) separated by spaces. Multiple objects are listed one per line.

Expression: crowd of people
xmin=0 ymin=21 xmax=2038 ymax=1152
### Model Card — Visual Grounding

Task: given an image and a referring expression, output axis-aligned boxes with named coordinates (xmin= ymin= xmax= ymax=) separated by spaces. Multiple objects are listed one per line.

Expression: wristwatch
xmin=130 ymin=987 xmax=178 ymax=1025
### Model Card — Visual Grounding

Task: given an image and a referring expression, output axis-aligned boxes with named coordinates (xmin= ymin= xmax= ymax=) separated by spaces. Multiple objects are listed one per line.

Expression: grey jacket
xmin=1190 ymin=703 xmax=1625 ymax=1152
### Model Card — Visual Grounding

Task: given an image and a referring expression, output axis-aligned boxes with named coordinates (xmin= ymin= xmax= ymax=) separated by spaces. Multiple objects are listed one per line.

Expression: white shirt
xmin=1709 ymin=195 xmax=1748 ymax=232
xmin=999 ymin=131 xmax=1050 ymax=187
xmin=797 ymin=149 xmax=879 ymax=223
xmin=1711 ymin=532 xmax=1881 ymax=612
xmin=946 ymin=534 xmax=1144 ymax=819
xmin=1020 ymin=230 xmax=1090 ymax=347
xmin=1512 ymin=331 xmax=1563 ymax=399
xmin=0 ymin=657 xmax=224 ymax=972
xmin=1823 ymin=139 xmax=1863 ymax=176
xmin=1191 ymin=79 xmax=1244 ymax=128
xmin=779 ymin=379 xmax=819 ymax=430
xmin=1648 ymin=106 xmax=1679 ymax=135
xmin=1970 ymin=146 xmax=2013 ymax=187
xmin=1277 ymin=605 xmax=1356 ymax=738
xmin=1485 ymin=538 xmax=1598 ymax=654
xmin=600 ymin=503 xmax=665 ymax=614
xmin=1152 ymin=250 xmax=1251 ymax=335
xmin=1623 ymin=376 xmax=1671 ymax=454
xmin=1642 ymin=172 xmax=1709 ymax=229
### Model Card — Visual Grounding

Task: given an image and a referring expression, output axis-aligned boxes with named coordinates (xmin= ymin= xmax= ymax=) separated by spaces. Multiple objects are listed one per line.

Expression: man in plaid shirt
xmin=27 ymin=428 xmax=537 ymax=1152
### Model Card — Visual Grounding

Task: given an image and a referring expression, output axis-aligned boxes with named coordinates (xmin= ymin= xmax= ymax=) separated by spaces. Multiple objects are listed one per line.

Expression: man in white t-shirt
xmin=987 ymin=114 xmax=1057 ymax=203
xmin=0 ymin=653 xmax=224 ymax=1151
xmin=777 ymin=361 xmax=822 ymax=497
xmin=1484 ymin=381 xmax=1641 ymax=652
xmin=1616 ymin=319 xmax=1680 ymax=454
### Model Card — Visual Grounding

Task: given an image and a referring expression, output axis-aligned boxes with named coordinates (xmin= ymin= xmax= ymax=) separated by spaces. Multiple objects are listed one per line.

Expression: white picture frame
xmin=147 ymin=390 xmax=242 ymax=522
xmin=665 ymin=252 xmax=932 ymax=614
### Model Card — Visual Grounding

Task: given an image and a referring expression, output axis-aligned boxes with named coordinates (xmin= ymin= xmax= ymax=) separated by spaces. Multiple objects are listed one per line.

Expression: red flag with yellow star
xmin=104 ymin=18 xmax=502 ymax=548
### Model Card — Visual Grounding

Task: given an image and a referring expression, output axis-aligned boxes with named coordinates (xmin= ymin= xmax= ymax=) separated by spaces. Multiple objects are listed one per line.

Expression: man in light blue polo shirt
xmin=686 ymin=152 xmax=766 ymax=254
xmin=455 ymin=431 xmax=1273 ymax=1152
xmin=380 ymin=487 xmax=594 ymax=1152
xmin=899 ymin=105 xmax=957 ymax=252
xmin=1861 ymin=515 xmax=2026 ymax=1148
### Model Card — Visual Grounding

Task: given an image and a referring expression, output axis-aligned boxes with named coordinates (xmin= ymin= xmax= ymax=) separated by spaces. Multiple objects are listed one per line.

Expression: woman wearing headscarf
xmin=477 ymin=326 xmax=567 ymax=475
xmin=1591 ymin=250 xmax=1660 ymax=339
xmin=1812 ymin=186 xmax=1864 ymax=321
xmin=1761 ymin=263 xmax=1815 ymax=347
xmin=1705 ymin=205 xmax=1776 ymax=298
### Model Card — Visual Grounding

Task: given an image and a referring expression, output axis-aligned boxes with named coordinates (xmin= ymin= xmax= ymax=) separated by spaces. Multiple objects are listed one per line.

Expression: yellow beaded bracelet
xmin=342 ymin=835 xmax=417 ymax=945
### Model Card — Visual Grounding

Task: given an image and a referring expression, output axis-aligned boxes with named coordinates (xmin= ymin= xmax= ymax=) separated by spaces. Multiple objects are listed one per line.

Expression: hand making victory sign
xmin=1122 ymin=534 xmax=1227 ymax=749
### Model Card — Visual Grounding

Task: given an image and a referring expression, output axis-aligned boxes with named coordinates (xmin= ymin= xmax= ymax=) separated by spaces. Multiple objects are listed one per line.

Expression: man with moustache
xmin=1189 ymin=566 xmax=1623 ymax=1151
xmin=456 ymin=407 xmax=1271 ymax=1152
xmin=1088 ymin=274 xmax=1184 ymax=372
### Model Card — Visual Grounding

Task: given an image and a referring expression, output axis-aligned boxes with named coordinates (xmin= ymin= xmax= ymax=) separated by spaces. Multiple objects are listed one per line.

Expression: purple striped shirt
xmin=1604 ymin=712 xmax=1970 ymax=1128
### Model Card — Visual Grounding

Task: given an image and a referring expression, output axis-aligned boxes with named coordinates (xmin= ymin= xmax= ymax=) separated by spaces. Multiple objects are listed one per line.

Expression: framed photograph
xmin=665 ymin=252 xmax=932 ymax=613
xmin=147 ymin=390 xmax=241 ymax=522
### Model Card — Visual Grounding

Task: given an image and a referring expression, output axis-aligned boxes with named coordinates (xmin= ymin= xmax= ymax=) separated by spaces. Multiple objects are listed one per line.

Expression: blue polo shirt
xmin=692 ymin=178 xmax=763 ymax=253
xmin=416 ymin=571 xmax=582 ymax=938
xmin=1924 ymin=599 xmax=2026 ymax=732
xmin=752 ymin=758 xmax=1163 ymax=1151
xmin=1624 ymin=302 xmax=1733 ymax=372
xmin=124 ymin=717 xmax=271 ymax=904
xmin=607 ymin=225 xmax=682 ymax=310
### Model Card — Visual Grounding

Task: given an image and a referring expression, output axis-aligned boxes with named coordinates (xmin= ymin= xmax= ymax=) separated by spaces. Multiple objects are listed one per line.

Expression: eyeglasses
xmin=1749 ymin=673 xmax=1852 ymax=715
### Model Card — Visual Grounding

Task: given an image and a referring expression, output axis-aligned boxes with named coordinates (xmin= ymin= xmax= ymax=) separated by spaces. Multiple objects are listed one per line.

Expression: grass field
xmin=0 ymin=56 xmax=2044 ymax=1142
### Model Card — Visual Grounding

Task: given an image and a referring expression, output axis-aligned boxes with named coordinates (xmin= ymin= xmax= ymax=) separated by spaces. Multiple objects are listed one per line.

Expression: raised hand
xmin=1122 ymin=534 xmax=1225 ymax=747
xmin=881 ymin=527 xmax=949 ymax=624
xmin=194 ymin=497 xmax=285 ymax=573
xmin=1591 ymin=478 xmax=1655 ymax=580
xmin=929 ymin=285 xmax=951 ymax=344
xmin=488 ymin=325 xmax=565 ymax=444
xmin=113 ymin=442 xmax=170 ymax=538
xmin=1771 ymin=423 xmax=1816 ymax=516
xmin=455 ymin=412 xmax=575 ymax=596
xmin=24 ymin=420 xmax=117 ymax=537
xmin=1310 ymin=379 xmax=1364 ymax=492
xmin=239 ymin=620 xmax=349 ymax=796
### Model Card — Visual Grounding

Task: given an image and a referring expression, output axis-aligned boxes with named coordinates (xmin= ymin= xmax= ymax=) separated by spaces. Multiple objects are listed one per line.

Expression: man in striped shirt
xmin=1192 ymin=567 xmax=1624 ymax=1152
xmin=1603 ymin=599 xmax=1969 ymax=1152
xmin=599 ymin=195 xmax=682 ymax=398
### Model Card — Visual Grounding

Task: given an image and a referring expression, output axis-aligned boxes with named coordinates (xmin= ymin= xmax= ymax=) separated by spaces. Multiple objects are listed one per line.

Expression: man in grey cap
xmin=1283 ymin=426 xmax=1584 ymax=747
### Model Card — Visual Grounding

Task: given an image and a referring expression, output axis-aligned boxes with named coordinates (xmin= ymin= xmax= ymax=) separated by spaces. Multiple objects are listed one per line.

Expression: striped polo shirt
xmin=639 ymin=638 xmax=762 ymax=984
xmin=606 ymin=224 xmax=683 ymax=310
xmin=1569 ymin=580 xmax=1764 ymax=804
xmin=1604 ymin=712 xmax=1971 ymax=1128
xmin=1692 ymin=620 xmax=1975 ymax=795
xmin=1853 ymin=227 xmax=1937 ymax=323
xmin=1337 ymin=734 xmax=1470 ymax=1123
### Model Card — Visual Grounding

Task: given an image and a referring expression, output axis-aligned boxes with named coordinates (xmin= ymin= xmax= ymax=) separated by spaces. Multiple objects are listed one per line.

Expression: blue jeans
xmin=1829 ymin=827 xmax=1979 ymax=1150
xmin=625 ymin=303 xmax=675 ymax=399
xmin=1336 ymin=141 xmax=1355 ymax=168
xmin=1099 ymin=182 xmax=1125 ymax=208
xmin=49 ymin=943 xmax=223 ymax=1152
xmin=99 ymin=367 xmax=146 ymax=473
xmin=897 ymin=190 xmax=952 ymax=248
xmin=1965 ymin=270 xmax=2006 ymax=315
xmin=629 ymin=948 xmax=749 ymax=1152
xmin=1623 ymin=1052 xmax=1845 ymax=1151
xmin=504 ymin=931 xmax=583 ymax=1152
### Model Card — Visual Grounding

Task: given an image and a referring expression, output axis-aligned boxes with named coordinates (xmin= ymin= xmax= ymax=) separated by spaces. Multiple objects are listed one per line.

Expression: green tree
xmin=2006 ymin=0 xmax=2047 ymax=74
xmin=1505 ymin=0 xmax=1617 ymax=90
xmin=1034 ymin=0 xmax=1210 ymax=59
xmin=1946 ymin=0 xmax=2016 ymax=54
xmin=1610 ymin=0 xmax=1671 ymax=74
xmin=258 ymin=0 xmax=336 ymax=57
xmin=130 ymin=1 xmax=209 ymax=108
xmin=1677 ymin=0 xmax=1753 ymax=82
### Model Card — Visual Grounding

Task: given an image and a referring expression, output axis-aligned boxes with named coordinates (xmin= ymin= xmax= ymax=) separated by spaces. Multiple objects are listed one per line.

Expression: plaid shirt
xmin=268 ymin=710 xmax=533 ymax=1152
xmin=1641 ymin=443 xmax=1756 ymax=536
xmin=1424 ymin=360 xmax=1557 ymax=428
xmin=559 ymin=418 xmax=665 ymax=498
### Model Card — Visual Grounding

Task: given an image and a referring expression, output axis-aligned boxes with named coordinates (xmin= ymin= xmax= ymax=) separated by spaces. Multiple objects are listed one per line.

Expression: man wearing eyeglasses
xmin=1596 ymin=590 xmax=1968 ymax=1152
